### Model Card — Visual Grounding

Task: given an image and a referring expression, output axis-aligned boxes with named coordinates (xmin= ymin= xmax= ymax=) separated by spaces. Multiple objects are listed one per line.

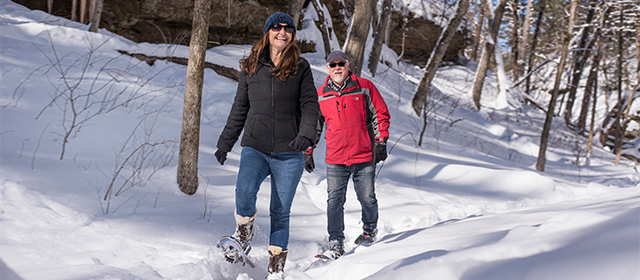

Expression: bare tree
xmin=509 ymin=0 xmax=520 ymax=80
xmin=367 ymin=0 xmax=392 ymax=76
xmin=289 ymin=0 xmax=306 ymax=28
xmin=177 ymin=0 xmax=212 ymax=195
xmin=614 ymin=5 xmax=625 ymax=165
xmin=470 ymin=2 xmax=486 ymax=62
xmin=525 ymin=0 xmax=546 ymax=96
xmin=577 ymin=3 xmax=609 ymax=132
xmin=536 ymin=0 xmax=579 ymax=171
xmin=471 ymin=0 xmax=508 ymax=110
xmin=344 ymin=0 xmax=375 ymax=77
xmin=516 ymin=0 xmax=535 ymax=78
xmin=310 ymin=0 xmax=332 ymax=57
xmin=411 ymin=0 xmax=470 ymax=116
xmin=88 ymin=0 xmax=103 ymax=32
xmin=564 ymin=1 xmax=597 ymax=125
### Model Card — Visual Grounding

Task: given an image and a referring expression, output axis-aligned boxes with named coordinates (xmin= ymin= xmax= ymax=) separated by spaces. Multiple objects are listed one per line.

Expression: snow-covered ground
xmin=1 ymin=1 xmax=638 ymax=279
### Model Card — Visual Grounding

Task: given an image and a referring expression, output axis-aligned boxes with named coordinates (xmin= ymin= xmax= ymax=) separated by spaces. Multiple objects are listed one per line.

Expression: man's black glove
xmin=289 ymin=136 xmax=312 ymax=152
xmin=373 ymin=139 xmax=387 ymax=164
xmin=214 ymin=149 xmax=228 ymax=165
xmin=304 ymin=149 xmax=314 ymax=173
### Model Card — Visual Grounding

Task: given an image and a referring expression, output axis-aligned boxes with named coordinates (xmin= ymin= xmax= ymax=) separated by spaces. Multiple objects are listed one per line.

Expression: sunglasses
xmin=328 ymin=61 xmax=347 ymax=68
xmin=271 ymin=24 xmax=294 ymax=33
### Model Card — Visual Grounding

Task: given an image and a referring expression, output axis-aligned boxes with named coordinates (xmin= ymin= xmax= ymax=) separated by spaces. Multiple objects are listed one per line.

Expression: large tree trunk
xmin=536 ymin=0 xmax=579 ymax=171
xmin=289 ymin=0 xmax=305 ymax=29
xmin=177 ymin=0 xmax=212 ymax=195
xmin=564 ymin=2 xmax=596 ymax=125
xmin=525 ymin=0 xmax=546 ymax=96
xmin=310 ymin=0 xmax=332 ymax=57
xmin=344 ymin=0 xmax=375 ymax=77
xmin=367 ymin=0 xmax=392 ymax=76
xmin=88 ymin=0 xmax=103 ymax=32
xmin=411 ymin=0 xmax=470 ymax=116
xmin=471 ymin=0 xmax=508 ymax=110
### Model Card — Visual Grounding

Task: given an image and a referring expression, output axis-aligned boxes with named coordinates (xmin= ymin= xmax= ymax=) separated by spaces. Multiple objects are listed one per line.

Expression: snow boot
xmin=267 ymin=246 xmax=288 ymax=279
xmin=232 ymin=211 xmax=256 ymax=244
xmin=220 ymin=211 xmax=256 ymax=264
xmin=354 ymin=228 xmax=377 ymax=245
xmin=320 ymin=239 xmax=344 ymax=259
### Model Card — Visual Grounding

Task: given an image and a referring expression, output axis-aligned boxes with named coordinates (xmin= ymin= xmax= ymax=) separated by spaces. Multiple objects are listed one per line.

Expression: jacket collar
xmin=258 ymin=49 xmax=274 ymax=67
xmin=325 ymin=71 xmax=358 ymax=93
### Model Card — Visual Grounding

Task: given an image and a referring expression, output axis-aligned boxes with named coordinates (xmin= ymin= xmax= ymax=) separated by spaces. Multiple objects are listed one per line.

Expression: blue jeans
xmin=326 ymin=161 xmax=378 ymax=243
xmin=235 ymin=146 xmax=304 ymax=251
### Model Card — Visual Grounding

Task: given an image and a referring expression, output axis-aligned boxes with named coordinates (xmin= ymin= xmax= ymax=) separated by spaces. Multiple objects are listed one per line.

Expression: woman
xmin=214 ymin=12 xmax=319 ymax=277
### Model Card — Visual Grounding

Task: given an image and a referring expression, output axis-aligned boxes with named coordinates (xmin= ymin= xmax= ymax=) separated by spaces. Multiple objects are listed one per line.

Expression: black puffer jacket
xmin=217 ymin=51 xmax=319 ymax=154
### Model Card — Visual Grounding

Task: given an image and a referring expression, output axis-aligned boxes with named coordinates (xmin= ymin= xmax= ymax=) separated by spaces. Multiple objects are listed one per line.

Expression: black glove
xmin=304 ymin=151 xmax=315 ymax=173
xmin=214 ymin=150 xmax=228 ymax=165
xmin=289 ymin=136 xmax=312 ymax=152
xmin=373 ymin=141 xmax=387 ymax=164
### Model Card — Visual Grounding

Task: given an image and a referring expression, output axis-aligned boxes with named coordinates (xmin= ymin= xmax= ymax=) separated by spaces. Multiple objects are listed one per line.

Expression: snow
xmin=1 ymin=1 xmax=639 ymax=280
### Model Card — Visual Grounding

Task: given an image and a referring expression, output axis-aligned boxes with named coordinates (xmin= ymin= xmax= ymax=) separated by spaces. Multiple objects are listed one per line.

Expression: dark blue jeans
xmin=235 ymin=146 xmax=304 ymax=251
xmin=326 ymin=161 xmax=378 ymax=243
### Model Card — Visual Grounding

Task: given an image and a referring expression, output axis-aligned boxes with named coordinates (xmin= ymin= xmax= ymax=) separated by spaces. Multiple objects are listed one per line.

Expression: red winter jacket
xmin=314 ymin=72 xmax=390 ymax=166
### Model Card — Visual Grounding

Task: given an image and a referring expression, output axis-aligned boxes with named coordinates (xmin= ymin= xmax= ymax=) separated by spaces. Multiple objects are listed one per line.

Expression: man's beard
xmin=333 ymin=75 xmax=345 ymax=84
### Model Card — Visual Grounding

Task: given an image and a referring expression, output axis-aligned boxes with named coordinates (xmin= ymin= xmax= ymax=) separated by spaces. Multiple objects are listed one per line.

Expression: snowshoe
xmin=217 ymin=235 xmax=255 ymax=268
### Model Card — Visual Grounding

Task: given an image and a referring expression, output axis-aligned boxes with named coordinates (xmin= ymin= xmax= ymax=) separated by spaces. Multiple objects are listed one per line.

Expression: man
xmin=305 ymin=51 xmax=390 ymax=259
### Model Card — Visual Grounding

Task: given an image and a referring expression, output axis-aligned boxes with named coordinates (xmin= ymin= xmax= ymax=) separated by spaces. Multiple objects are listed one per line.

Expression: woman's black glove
xmin=214 ymin=150 xmax=228 ymax=165
xmin=289 ymin=136 xmax=312 ymax=151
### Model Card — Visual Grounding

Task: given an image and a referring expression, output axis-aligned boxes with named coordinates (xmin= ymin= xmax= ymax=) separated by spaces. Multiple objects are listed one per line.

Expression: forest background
xmin=13 ymin=0 xmax=640 ymax=167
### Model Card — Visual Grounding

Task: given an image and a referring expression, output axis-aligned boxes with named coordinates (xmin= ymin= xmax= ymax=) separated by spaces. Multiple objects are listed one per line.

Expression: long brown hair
xmin=240 ymin=32 xmax=301 ymax=80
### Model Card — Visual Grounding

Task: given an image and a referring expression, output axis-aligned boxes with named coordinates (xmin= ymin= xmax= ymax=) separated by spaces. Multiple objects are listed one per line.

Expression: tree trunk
xmin=614 ymin=6 xmax=624 ymax=165
xmin=367 ymin=0 xmax=392 ymax=76
xmin=471 ymin=0 xmax=508 ymax=110
xmin=310 ymin=0 xmax=332 ymax=57
xmin=48 ymin=0 xmax=53 ymax=14
xmin=517 ymin=0 xmax=534 ymax=78
xmin=344 ymin=0 xmax=375 ymax=77
xmin=577 ymin=3 xmax=608 ymax=131
xmin=525 ymin=0 xmax=546 ymax=96
xmin=411 ymin=0 xmax=470 ymax=116
xmin=564 ymin=2 xmax=596 ymax=125
xmin=80 ymin=0 xmax=87 ymax=23
xmin=586 ymin=65 xmax=599 ymax=159
xmin=470 ymin=7 xmax=485 ymax=62
xmin=88 ymin=0 xmax=103 ymax=32
xmin=510 ymin=0 xmax=519 ymax=80
xmin=289 ymin=0 xmax=305 ymax=29
xmin=536 ymin=0 xmax=578 ymax=172
xmin=71 ymin=0 xmax=77 ymax=21
xmin=177 ymin=0 xmax=212 ymax=195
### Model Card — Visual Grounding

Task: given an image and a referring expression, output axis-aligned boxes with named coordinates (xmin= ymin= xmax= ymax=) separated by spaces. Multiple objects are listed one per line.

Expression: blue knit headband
xmin=263 ymin=12 xmax=296 ymax=35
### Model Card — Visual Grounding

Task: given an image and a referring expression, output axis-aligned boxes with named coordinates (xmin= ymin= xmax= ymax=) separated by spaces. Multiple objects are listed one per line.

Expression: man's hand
xmin=289 ymin=136 xmax=312 ymax=151
xmin=373 ymin=138 xmax=387 ymax=164
xmin=214 ymin=150 xmax=228 ymax=165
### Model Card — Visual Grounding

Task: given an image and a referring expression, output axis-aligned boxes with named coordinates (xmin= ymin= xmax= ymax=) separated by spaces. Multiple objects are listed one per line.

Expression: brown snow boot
xmin=267 ymin=246 xmax=288 ymax=275
xmin=232 ymin=211 xmax=256 ymax=244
